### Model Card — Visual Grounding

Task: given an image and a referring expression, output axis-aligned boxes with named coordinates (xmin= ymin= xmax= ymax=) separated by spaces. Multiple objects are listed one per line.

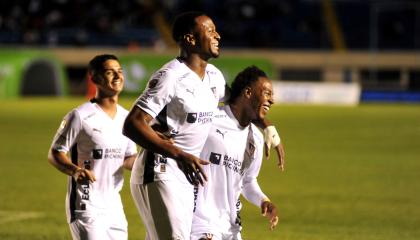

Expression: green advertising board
xmin=0 ymin=49 xmax=68 ymax=98
xmin=119 ymin=54 xmax=274 ymax=95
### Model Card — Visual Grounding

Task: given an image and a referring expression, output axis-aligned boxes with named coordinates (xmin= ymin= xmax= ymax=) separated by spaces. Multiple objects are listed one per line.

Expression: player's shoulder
xmin=206 ymin=63 xmax=224 ymax=77
xmin=116 ymin=104 xmax=130 ymax=116
xmin=213 ymin=105 xmax=229 ymax=119
xmin=149 ymin=59 xmax=185 ymax=82
xmin=74 ymin=102 xmax=96 ymax=119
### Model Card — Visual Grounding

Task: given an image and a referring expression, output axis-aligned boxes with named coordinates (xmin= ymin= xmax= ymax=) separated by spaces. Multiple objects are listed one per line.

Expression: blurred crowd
xmin=0 ymin=0 xmax=418 ymax=49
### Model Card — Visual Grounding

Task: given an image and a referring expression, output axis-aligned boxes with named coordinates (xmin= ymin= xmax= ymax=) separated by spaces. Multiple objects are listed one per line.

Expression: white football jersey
xmin=192 ymin=105 xmax=268 ymax=236
xmin=51 ymin=101 xmax=137 ymax=223
xmin=130 ymin=58 xmax=226 ymax=185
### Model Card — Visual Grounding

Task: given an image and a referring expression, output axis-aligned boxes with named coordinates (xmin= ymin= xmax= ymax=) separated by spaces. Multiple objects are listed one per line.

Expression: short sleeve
xmin=134 ymin=69 xmax=176 ymax=118
xmin=125 ymin=139 xmax=137 ymax=157
xmin=50 ymin=110 xmax=81 ymax=153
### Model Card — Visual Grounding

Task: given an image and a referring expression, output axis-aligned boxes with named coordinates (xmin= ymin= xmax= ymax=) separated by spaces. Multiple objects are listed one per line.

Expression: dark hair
xmin=88 ymin=54 xmax=118 ymax=75
xmin=172 ymin=11 xmax=206 ymax=42
xmin=229 ymin=66 xmax=267 ymax=102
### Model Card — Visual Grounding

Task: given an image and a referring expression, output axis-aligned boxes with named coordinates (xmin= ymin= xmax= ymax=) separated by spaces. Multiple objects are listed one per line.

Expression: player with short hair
xmin=123 ymin=11 xmax=283 ymax=239
xmin=191 ymin=66 xmax=279 ymax=240
xmin=48 ymin=54 xmax=137 ymax=240
xmin=123 ymin=11 xmax=224 ymax=239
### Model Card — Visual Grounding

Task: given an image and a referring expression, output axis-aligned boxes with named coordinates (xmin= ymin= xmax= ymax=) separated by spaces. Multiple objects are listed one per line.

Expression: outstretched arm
xmin=123 ymin=106 xmax=208 ymax=185
xmin=253 ymin=118 xmax=285 ymax=171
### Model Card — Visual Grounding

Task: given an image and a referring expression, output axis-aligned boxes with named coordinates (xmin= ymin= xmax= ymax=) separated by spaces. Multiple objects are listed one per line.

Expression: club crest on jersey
xmin=209 ymin=152 xmax=222 ymax=165
xmin=246 ymin=141 xmax=255 ymax=157
xmin=187 ymin=112 xmax=197 ymax=123
xmin=211 ymin=87 xmax=217 ymax=98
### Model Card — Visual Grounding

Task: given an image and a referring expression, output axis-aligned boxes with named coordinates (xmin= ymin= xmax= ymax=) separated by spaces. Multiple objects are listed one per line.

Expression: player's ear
xmin=183 ymin=34 xmax=195 ymax=46
xmin=244 ymin=86 xmax=252 ymax=99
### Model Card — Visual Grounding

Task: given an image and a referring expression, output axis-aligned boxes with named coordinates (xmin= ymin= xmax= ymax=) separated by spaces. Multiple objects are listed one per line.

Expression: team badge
xmin=186 ymin=112 xmax=197 ymax=123
xmin=246 ymin=141 xmax=255 ymax=157
xmin=209 ymin=152 xmax=222 ymax=165
xmin=211 ymin=87 xmax=217 ymax=98
xmin=160 ymin=164 xmax=166 ymax=172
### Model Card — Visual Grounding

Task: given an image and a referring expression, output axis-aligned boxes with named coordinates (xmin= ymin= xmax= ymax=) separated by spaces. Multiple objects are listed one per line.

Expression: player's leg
xmin=69 ymin=212 xmax=107 ymax=240
xmin=149 ymin=180 xmax=195 ymax=239
xmin=130 ymin=182 xmax=159 ymax=239
xmin=106 ymin=209 xmax=128 ymax=240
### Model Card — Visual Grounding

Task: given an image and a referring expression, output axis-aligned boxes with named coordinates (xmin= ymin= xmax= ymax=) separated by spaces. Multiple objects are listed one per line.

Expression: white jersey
xmin=51 ymin=101 xmax=137 ymax=223
xmin=192 ymin=105 xmax=268 ymax=237
xmin=130 ymin=58 xmax=226 ymax=185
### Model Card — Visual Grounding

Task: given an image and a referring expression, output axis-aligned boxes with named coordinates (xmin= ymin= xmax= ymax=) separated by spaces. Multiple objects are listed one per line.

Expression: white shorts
xmin=68 ymin=209 xmax=127 ymax=240
xmin=190 ymin=232 xmax=242 ymax=240
xmin=130 ymin=180 xmax=194 ymax=240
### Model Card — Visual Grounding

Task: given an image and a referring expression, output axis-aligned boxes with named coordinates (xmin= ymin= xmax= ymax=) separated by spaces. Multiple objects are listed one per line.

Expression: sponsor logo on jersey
xmin=104 ymin=148 xmax=124 ymax=159
xmin=209 ymin=152 xmax=222 ymax=165
xmin=92 ymin=149 xmax=103 ymax=159
xmin=187 ymin=112 xmax=197 ymax=123
xmin=222 ymin=154 xmax=245 ymax=175
xmin=186 ymin=88 xmax=195 ymax=96
xmin=187 ymin=111 xmax=213 ymax=124
xmin=216 ymin=129 xmax=227 ymax=138
xmin=193 ymin=185 xmax=199 ymax=212
xmin=80 ymin=160 xmax=91 ymax=201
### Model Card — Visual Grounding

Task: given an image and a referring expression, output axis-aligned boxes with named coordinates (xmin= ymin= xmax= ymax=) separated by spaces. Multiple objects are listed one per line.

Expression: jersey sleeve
xmin=50 ymin=110 xmax=81 ymax=153
xmin=125 ymin=139 xmax=137 ymax=157
xmin=241 ymin=129 xmax=268 ymax=207
xmin=214 ymin=67 xmax=227 ymax=103
xmin=134 ymin=69 xmax=176 ymax=118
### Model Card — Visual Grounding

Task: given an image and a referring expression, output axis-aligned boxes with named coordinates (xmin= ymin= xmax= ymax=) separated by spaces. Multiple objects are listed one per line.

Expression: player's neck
xmin=229 ymin=103 xmax=251 ymax=127
xmin=93 ymin=95 xmax=118 ymax=118
xmin=179 ymin=53 xmax=208 ymax=80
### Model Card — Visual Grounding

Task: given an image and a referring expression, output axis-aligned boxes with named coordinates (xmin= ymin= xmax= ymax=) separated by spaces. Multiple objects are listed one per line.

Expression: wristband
xmin=263 ymin=126 xmax=281 ymax=147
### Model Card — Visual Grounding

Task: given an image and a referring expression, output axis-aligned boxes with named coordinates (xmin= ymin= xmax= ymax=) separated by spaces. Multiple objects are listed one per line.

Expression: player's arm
xmin=261 ymin=198 xmax=279 ymax=230
xmin=253 ymin=118 xmax=285 ymax=171
xmin=48 ymin=149 xmax=95 ymax=183
xmin=123 ymin=106 xmax=208 ymax=185
xmin=122 ymin=154 xmax=137 ymax=171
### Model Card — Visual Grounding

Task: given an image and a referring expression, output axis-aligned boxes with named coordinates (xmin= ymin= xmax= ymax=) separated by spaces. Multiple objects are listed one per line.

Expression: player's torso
xmin=73 ymin=104 xmax=129 ymax=204
xmin=132 ymin=60 xmax=225 ymax=184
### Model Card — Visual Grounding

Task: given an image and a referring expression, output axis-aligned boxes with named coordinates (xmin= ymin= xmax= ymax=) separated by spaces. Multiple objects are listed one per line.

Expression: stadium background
xmin=1 ymin=0 xmax=419 ymax=239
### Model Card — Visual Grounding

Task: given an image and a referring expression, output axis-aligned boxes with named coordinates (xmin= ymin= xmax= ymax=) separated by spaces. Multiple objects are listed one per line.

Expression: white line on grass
xmin=0 ymin=210 xmax=44 ymax=224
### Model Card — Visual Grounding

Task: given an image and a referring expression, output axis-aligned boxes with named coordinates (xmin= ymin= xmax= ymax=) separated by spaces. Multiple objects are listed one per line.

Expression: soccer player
xmin=123 ymin=12 xmax=283 ymax=239
xmin=191 ymin=66 xmax=279 ymax=240
xmin=48 ymin=54 xmax=137 ymax=240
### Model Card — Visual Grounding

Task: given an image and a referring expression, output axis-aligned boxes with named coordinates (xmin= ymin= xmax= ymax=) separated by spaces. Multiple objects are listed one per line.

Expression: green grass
xmin=1 ymin=98 xmax=419 ymax=239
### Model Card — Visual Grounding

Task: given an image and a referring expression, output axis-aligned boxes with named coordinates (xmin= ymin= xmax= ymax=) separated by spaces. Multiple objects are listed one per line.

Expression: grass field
xmin=0 ymin=97 xmax=419 ymax=240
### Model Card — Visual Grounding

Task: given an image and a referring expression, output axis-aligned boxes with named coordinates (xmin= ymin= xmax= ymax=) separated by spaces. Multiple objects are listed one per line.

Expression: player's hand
xmin=73 ymin=168 xmax=96 ymax=184
xmin=176 ymin=152 xmax=209 ymax=186
xmin=261 ymin=200 xmax=279 ymax=230
xmin=263 ymin=126 xmax=285 ymax=171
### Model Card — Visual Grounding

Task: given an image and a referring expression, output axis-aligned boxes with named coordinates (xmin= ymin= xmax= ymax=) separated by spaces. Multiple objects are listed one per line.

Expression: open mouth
xmin=262 ymin=104 xmax=270 ymax=112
